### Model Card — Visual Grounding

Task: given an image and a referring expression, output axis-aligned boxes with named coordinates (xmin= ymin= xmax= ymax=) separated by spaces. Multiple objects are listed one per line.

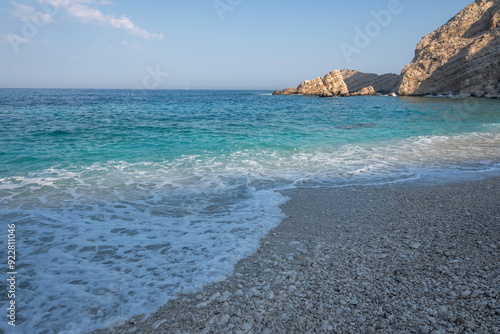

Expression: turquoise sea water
xmin=0 ymin=89 xmax=499 ymax=333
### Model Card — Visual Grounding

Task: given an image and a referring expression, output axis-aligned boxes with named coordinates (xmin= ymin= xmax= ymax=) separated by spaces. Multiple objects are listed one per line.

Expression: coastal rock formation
xmin=272 ymin=87 xmax=297 ymax=95
xmin=273 ymin=70 xmax=350 ymax=97
xmin=350 ymin=86 xmax=377 ymax=96
xmin=341 ymin=70 xmax=400 ymax=94
xmin=397 ymin=0 xmax=500 ymax=98
xmin=273 ymin=69 xmax=400 ymax=97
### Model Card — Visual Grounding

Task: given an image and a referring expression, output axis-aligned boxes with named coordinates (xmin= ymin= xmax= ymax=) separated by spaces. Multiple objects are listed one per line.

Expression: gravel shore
xmin=91 ymin=177 xmax=500 ymax=334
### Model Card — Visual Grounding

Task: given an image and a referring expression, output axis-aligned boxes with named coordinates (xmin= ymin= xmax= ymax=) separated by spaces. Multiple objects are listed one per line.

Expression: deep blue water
xmin=0 ymin=89 xmax=499 ymax=333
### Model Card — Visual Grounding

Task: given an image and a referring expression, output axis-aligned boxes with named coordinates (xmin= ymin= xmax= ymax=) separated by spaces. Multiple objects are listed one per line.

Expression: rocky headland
xmin=397 ymin=0 xmax=500 ymax=98
xmin=272 ymin=70 xmax=397 ymax=97
xmin=274 ymin=0 xmax=500 ymax=98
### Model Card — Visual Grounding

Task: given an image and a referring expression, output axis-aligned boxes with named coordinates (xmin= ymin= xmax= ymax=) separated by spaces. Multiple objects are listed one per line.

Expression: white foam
xmin=423 ymin=94 xmax=459 ymax=98
xmin=0 ymin=163 xmax=289 ymax=333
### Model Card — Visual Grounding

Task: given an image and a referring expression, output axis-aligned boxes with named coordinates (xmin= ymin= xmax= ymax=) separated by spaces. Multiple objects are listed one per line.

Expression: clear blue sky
xmin=0 ymin=0 xmax=473 ymax=90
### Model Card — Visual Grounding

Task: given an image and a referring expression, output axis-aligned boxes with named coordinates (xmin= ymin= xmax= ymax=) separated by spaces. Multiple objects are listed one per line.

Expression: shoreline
xmin=91 ymin=177 xmax=500 ymax=334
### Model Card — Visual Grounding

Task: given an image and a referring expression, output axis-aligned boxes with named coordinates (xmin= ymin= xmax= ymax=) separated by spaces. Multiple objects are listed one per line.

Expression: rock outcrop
xmin=397 ymin=0 xmax=500 ymax=98
xmin=273 ymin=70 xmax=350 ymax=97
xmin=341 ymin=70 xmax=400 ymax=94
xmin=350 ymin=86 xmax=377 ymax=96
xmin=272 ymin=69 xmax=397 ymax=97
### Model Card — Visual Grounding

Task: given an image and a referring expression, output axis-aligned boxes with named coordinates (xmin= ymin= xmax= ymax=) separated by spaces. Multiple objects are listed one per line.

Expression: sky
xmin=0 ymin=0 xmax=473 ymax=90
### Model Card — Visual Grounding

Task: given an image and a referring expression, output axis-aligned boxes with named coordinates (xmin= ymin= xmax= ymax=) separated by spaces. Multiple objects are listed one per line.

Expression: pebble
xmin=217 ymin=314 xmax=230 ymax=325
xmin=410 ymin=242 xmax=421 ymax=249
xmin=151 ymin=319 xmax=167 ymax=330
xmin=195 ymin=301 xmax=209 ymax=308
xmin=461 ymin=290 xmax=472 ymax=298
xmin=209 ymin=292 xmax=221 ymax=301
xmin=198 ymin=327 xmax=211 ymax=334
xmin=214 ymin=275 xmax=227 ymax=283
xmin=241 ymin=323 xmax=252 ymax=330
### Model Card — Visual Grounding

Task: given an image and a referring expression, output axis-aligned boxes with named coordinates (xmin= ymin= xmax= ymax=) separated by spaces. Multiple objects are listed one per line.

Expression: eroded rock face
xmin=397 ymin=0 xmax=500 ymax=98
xmin=350 ymin=86 xmax=377 ymax=96
xmin=341 ymin=70 xmax=400 ymax=94
xmin=319 ymin=70 xmax=350 ymax=96
xmin=273 ymin=69 xmax=400 ymax=97
xmin=273 ymin=70 xmax=349 ymax=96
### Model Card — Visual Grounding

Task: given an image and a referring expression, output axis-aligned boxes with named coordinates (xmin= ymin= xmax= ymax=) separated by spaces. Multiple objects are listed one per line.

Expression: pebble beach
xmin=91 ymin=177 xmax=500 ymax=334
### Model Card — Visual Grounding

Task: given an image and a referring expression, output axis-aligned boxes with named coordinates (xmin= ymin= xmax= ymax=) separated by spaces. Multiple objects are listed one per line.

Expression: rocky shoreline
xmin=91 ymin=177 xmax=500 ymax=334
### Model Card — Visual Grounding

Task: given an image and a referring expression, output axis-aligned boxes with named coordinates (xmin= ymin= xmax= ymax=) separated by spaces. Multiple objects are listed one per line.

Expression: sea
xmin=0 ymin=89 xmax=499 ymax=333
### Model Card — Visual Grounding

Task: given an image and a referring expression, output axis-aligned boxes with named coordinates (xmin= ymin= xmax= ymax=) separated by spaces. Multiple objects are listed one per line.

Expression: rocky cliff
xmin=273 ymin=70 xmax=350 ymax=97
xmin=341 ymin=70 xmax=400 ymax=94
xmin=397 ymin=0 xmax=500 ymax=98
xmin=273 ymin=70 xmax=398 ymax=97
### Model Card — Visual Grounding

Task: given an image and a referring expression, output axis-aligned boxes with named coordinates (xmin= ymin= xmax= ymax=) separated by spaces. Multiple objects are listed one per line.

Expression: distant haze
xmin=0 ymin=0 xmax=472 ymax=90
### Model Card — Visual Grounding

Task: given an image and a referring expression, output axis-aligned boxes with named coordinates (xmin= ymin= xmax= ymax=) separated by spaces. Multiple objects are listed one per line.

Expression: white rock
xmin=438 ymin=306 xmax=448 ymax=313
xmin=410 ymin=243 xmax=421 ymax=250
xmin=241 ymin=323 xmax=252 ymax=330
xmin=199 ymin=327 xmax=211 ymax=334
xmin=214 ymin=275 xmax=227 ymax=283
xmin=151 ymin=319 xmax=167 ymax=330
xmin=209 ymin=292 xmax=221 ymax=301
xmin=461 ymin=290 xmax=471 ymax=298
xmin=217 ymin=314 xmax=230 ymax=325
xmin=195 ymin=301 xmax=209 ymax=308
